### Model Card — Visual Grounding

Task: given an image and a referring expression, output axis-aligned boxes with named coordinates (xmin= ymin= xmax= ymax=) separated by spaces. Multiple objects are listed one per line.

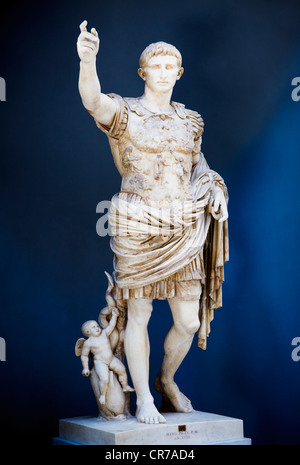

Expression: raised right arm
xmin=77 ymin=20 xmax=117 ymax=126
xmin=103 ymin=308 xmax=119 ymax=336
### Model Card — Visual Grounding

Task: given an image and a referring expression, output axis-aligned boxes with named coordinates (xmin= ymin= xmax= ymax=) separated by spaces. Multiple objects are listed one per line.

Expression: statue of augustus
xmin=77 ymin=20 xmax=229 ymax=424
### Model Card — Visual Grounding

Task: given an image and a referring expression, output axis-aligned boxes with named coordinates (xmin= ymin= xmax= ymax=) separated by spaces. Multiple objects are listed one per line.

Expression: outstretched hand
xmin=77 ymin=20 xmax=99 ymax=63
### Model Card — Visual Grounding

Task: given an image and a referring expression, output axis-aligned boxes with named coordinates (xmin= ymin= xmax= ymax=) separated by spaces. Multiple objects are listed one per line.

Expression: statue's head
xmin=138 ymin=41 xmax=184 ymax=92
xmin=81 ymin=320 xmax=101 ymax=337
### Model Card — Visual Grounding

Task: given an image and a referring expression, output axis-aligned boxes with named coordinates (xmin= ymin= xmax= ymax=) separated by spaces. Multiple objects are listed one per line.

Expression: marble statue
xmin=78 ymin=314 xmax=134 ymax=400
xmin=75 ymin=273 xmax=133 ymax=420
xmin=77 ymin=20 xmax=229 ymax=425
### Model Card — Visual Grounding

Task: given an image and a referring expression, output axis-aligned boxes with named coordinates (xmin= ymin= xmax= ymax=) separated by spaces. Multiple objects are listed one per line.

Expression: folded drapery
xmin=108 ymin=159 xmax=229 ymax=349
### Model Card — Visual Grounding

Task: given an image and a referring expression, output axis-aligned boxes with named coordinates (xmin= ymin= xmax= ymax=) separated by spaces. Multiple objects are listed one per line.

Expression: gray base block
xmin=56 ymin=411 xmax=251 ymax=445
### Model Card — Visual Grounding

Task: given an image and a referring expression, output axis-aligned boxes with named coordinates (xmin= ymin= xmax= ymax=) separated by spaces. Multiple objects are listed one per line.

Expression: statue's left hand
xmin=212 ymin=189 xmax=228 ymax=222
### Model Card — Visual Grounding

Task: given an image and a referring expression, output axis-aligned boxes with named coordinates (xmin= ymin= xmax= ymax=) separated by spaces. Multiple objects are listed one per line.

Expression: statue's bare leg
xmin=125 ymin=298 xmax=166 ymax=424
xmin=94 ymin=361 xmax=109 ymax=405
xmin=109 ymin=356 xmax=134 ymax=392
xmin=154 ymin=298 xmax=200 ymax=413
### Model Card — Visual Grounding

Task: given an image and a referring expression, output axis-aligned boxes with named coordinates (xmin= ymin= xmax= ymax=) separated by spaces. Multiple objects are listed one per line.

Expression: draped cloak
xmin=108 ymin=163 xmax=229 ymax=350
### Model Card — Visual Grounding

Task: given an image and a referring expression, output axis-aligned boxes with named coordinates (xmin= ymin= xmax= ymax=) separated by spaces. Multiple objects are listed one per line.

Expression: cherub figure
xmin=76 ymin=309 xmax=134 ymax=405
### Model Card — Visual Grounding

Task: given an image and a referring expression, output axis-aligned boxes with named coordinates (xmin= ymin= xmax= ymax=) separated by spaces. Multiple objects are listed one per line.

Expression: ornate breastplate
xmin=108 ymin=97 xmax=204 ymax=205
xmin=128 ymin=115 xmax=195 ymax=156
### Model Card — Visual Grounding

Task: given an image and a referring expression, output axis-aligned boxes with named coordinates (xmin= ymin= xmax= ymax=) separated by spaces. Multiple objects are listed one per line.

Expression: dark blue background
xmin=1 ymin=0 xmax=300 ymax=446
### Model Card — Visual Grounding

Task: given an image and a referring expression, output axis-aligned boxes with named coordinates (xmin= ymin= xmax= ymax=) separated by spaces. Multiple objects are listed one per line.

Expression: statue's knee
xmin=99 ymin=373 xmax=109 ymax=387
xmin=177 ymin=318 xmax=200 ymax=336
xmin=127 ymin=298 xmax=153 ymax=326
xmin=187 ymin=320 xmax=200 ymax=336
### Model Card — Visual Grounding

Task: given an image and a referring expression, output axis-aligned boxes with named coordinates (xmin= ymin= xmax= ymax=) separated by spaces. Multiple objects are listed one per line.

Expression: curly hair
xmin=139 ymin=41 xmax=182 ymax=69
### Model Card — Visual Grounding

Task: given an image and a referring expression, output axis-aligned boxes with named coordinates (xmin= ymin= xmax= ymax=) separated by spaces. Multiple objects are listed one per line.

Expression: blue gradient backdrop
xmin=1 ymin=0 xmax=300 ymax=446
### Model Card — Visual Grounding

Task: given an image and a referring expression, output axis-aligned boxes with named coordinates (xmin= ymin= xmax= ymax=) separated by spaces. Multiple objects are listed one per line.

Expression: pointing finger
xmin=79 ymin=20 xmax=87 ymax=32
xmin=91 ymin=27 xmax=98 ymax=37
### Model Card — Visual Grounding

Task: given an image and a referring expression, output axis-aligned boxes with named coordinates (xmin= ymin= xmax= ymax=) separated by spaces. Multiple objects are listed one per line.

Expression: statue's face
xmin=142 ymin=55 xmax=181 ymax=94
xmin=88 ymin=322 xmax=101 ymax=337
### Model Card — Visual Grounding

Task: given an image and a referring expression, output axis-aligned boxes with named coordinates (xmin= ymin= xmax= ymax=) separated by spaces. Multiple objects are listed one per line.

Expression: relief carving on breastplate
xmin=175 ymin=157 xmax=186 ymax=182
xmin=122 ymin=146 xmax=142 ymax=172
xmin=119 ymin=106 xmax=197 ymax=201
xmin=129 ymin=113 xmax=194 ymax=154
xmin=174 ymin=155 xmax=191 ymax=184
xmin=154 ymin=153 xmax=172 ymax=181
xmin=128 ymin=173 xmax=148 ymax=191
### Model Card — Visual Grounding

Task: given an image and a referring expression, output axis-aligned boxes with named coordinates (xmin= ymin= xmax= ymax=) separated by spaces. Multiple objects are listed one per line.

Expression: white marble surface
xmin=58 ymin=411 xmax=251 ymax=445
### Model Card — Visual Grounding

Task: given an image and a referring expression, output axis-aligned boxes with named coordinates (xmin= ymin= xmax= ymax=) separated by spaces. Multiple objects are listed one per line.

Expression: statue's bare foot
xmin=123 ymin=385 xmax=135 ymax=393
xmin=99 ymin=395 xmax=106 ymax=405
xmin=136 ymin=399 xmax=166 ymax=424
xmin=154 ymin=376 xmax=194 ymax=413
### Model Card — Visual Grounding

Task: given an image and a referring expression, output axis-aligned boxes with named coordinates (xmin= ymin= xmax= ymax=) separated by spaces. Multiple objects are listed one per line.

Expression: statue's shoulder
xmin=118 ymin=97 xmax=144 ymax=116
xmin=106 ymin=93 xmax=135 ymax=115
xmin=172 ymin=101 xmax=205 ymax=136
xmin=188 ymin=108 xmax=204 ymax=136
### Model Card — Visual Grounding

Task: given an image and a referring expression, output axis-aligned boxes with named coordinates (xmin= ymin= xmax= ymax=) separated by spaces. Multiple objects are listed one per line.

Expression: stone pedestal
xmin=54 ymin=411 xmax=251 ymax=445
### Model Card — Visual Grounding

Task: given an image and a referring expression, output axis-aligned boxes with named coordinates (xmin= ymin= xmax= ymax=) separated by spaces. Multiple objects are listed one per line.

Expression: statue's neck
xmin=140 ymin=85 xmax=173 ymax=113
